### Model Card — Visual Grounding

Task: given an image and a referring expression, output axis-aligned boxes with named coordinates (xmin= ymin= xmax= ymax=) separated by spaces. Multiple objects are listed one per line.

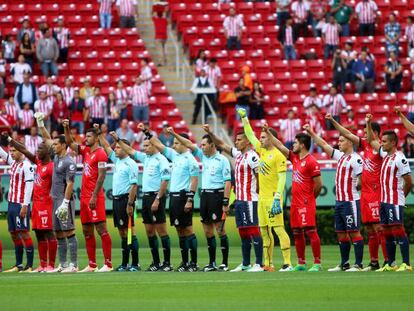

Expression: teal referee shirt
xmin=133 ymin=151 xmax=171 ymax=192
xmin=109 ymin=151 xmax=139 ymax=196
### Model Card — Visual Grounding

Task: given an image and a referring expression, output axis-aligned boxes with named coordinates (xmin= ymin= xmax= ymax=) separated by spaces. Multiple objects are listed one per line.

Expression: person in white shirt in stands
xmin=191 ymin=68 xmax=215 ymax=124
xmin=140 ymin=58 xmax=153 ymax=95
xmin=322 ymin=15 xmax=341 ymax=59
xmin=39 ymin=76 xmax=60 ymax=99
xmin=116 ymin=0 xmax=137 ymax=29
xmin=19 ymin=102 xmax=34 ymax=135
xmin=61 ymin=76 xmax=74 ymax=107
xmin=53 ymin=16 xmax=70 ymax=63
xmin=303 ymin=86 xmax=323 ymax=116
xmin=34 ymin=91 xmax=53 ymax=131
xmin=115 ymin=79 xmax=129 ymax=119
xmin=11 ymin=54 xmax=32 ymax=84
xmin=223 ymin=7 xmax=244 ymax=50
xmin=323 ymin=85 xmax=347 ymax=130
xmin=280 ymin=109 xmax=301 ymax=150
xmin=355 ymin=0 xmax=378 ymax=36
xmin=86 ymin=87 xmax=107 ymax=125
xmin=291 ymin=0 xmax=310 ymax=37
xmin=405 ymin=16 xmax=414 ymax=51
xmin=115 ymin=119 xmax=135 ymax=143
xmin=24 ymin=126 xmax=43 ymax=155
xmin=99 ymin=0 xmax=115 ymax=29
xmin=0 ymin=52 xmax=5 ymax=98
xmin=129 ymin=76 xmax=150 ymax=123
xmin=204 ymin=58 xmax=222 ymax=106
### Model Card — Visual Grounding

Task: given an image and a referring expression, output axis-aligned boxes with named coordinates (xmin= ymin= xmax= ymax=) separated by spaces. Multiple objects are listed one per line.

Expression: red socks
xmin=38 ymin=241 xmax=48 ymax=268
xmin=100 ymin=232 xmax=112 ymax=268
xmin=48 ymin=238 xmax=57 ymax=267
xmin=22 ymin=236 xmax=33 ymax=248
xmin=293 ymin=231 xmax=306 ymax=265
xmin=305 ymin=229 xmax=321 ymax=264
xmin=367 ymin=231 xmax=379 ymax=262
xmin=377 ymin=230 xmax=388 ymax=262
xmin=85 ymin=235 xmax=97 ymax=268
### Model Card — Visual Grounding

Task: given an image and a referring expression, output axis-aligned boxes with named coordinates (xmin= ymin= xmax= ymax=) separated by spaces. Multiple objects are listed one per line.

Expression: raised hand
xmin=365 ymin=113 xmax=373 ymax=123
xmin=62 ymin=119 xmax=70 ymax=129
xmin=262 ymin=122 xmax=269 ymax=133
xmin=137 ymin=122 xmax=145 ymax=131
xmin=109 ymin=131 xmax=119 ymax=141
xmin=202 ymin=124 xmax=211 ymax=133
xmin=166 ymin=127 xmax=175 ymax=135
xmin=236 ymin=107 xmax=247 ymax=118
xmin=394 ymin=106 xmax=402 ymax=115
xmin=325 ymin=113 xmax=333 ymax=120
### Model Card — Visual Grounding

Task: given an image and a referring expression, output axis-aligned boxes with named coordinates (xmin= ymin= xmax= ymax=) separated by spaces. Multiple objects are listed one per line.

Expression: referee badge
xmin=175 ymin=219 xmax=179 ymax=226
xmin=153 ymin=215 xmax=157 ymax=222
xmin=212 ymin=213 xmax=217 ymax=220
xmin=119 ymin=219 xmax=124 ymax=226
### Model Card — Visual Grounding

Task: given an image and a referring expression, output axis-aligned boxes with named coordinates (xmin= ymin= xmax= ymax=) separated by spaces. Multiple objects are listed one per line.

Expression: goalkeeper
xmin=238 ymin=108 xmax=292 ymax=272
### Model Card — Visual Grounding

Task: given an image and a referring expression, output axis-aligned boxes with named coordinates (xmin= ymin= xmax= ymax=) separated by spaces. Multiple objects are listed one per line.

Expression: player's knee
xmin=365 ymin=224 xmax=375 ymax=233
xmin=293 ymin=228 xmax=304 ymax=236
xmin=118 ymin=229 xmax=127 ymax=238
xmin=337 ymin=232 xmax=349 ymax=241
xmin=274 ymin=226 xmax=287 ymax=237
xmin=349 ymin=231 xmax=363 ymax=241
xmin=238 ymin=228 xmax=250 ymax=240
xmin=203 ymin=224 xmax=214 ymax=237
xmin=392 ymin=226 xmax=407 ymax=238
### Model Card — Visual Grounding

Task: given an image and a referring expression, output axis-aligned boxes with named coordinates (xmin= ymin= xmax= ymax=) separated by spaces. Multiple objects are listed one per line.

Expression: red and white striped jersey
xmin=379 ymin=149 xmax=411 ymax=206
xmin=54 ymin=27 xmax=70 ymax=49
xmin=407 ymin=92 xmax=414 ymax=113
xmin=323 ymin=94 xmax=347 ymax=116
xmin=61 ymin=87 xmax=74 ymax=107
xmin=25 ymin=135 xmax=43 ymax=155
xmin=332 ymin=150 xmax=363 ymax=202
xmin=39 ymin=84 xmax=60 ymax=97
xmin=34 ymin=98 xmax=53 ymax=115
xmin=322 ymin=23 xmax=340 ymax=45
xmin=129 ymin=84 xmax=149 ymax=106
xmin=5 ymin=102 xmax=21 ymax=122
xmin=307 ymin=114 xmax=324 ymax=136
xmin=140 ymin=66 xmax=153 ymax=94
xmin=355 ymin=0 xmax=378 ymax=24
xmin=86 ymin=96 xmax=106 ymax=119
xmin=117 ymin=0 xmax=136 ymax=17
xmin=99 ymin=0 xmax=114 ymax=14
xmin=303 ymin=96 xmax=323 ymax=113
xmin=223 ymin=15 xmax=244 ymax=37
xmin=231 ymin=147 xmax=260 ymax=202
xmin=285 ymin=26 xmax=294 ymax=46
xmin=406 ymin=24 xmax=414 ymax=45
xmin=19 ymin=110 xmax=34 ymax=130
xmin=203 ymin=65 xmax=222 ymax=89
xmin=115 ymin=88 xmax=128 ymax=105
xmin=280 ymin=118 xmax=301 ymax=142
xmin=291 ymin=1 xmax=310 ymax=23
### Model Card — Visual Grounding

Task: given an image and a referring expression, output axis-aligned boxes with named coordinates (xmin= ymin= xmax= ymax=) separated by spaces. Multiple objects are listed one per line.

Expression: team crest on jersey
xmin=301 ymin=161 xmax=306 ymax=167
xmin=69 ymin=164 xmax=75 ymax=171
xmin=174 ymin=219 xmax=179 ymax=225
xmin=119 ymin=219 xmax=124 ymax=226
xmin=58 ymin=161 xmax=63 ymax=168
xmin=212 ymin=213 xmax=217 ymax=220
xmin=268 ymin=154 xmax=273 ymax=159
xmin=42 ymin=167 xmax=47 ymax=172
xmin=34 ymin=173 xmax=42 ymax=185
xmin=84 ymin=163 xmax=91 ymax=176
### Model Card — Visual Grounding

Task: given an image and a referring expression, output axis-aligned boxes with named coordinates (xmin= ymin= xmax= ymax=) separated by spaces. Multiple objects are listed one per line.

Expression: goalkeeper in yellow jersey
xmin=238 ymin=108 xmax=292 ymax=272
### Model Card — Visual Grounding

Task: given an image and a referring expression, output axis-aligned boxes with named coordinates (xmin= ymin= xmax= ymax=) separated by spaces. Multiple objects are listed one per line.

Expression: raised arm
xmin=10 ymin=136 xmax=36 ymax=163
xmin=237 ymin=108 xmax=260 ymax=149
xmin=262 ymin=122 xmax=289 ymax=158
xmin=325 ymin=113 xmax=359 ymax=146
xmin=166 ymin=127 xmax=197 ymax=152
xmin=395 ymin=106 xmax=414 ymax=135
xmin=138 ymin=122 xmax=165 ymax=153
xmin=93 ymin=124 xmax=113 ymax=156
xmin=303 ymin=124 xmax=334 ymax=155
xmin=365 ymin=114 xmax=381 ymax=151
xmin=35 ymin=112 xmax=53 ymax=147
xmin=110 ymin=131 xmax=135 ymax=157
xmin=62 ymin=119 xmax=79 ymax=153
xmin=202 ymin=124 xmax=232 ymax=155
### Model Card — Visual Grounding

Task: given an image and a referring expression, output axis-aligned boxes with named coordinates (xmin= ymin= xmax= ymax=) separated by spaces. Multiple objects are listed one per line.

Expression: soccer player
xmin=366 ymin=113 xmax=413 ymax=272
xmin=238 ymin=108 xmax=292 ymax=272
xmin=63 ymin=119 xmax=113 ymax=272
xmin=204 ymin=124 xmax=264 ymax=272
xmin=3 ymin=132 xmax=57 ymax=273
xmin=36 ymin=113 xmax=79 ymax=273
xmin=144 ymin=123 xmax=200 ymax=272
xmin=168 ymin=128 xmax=231 ymax=272
xmin=112 ymin=130 xmax=173 ymax=272
xmin=304 ymin=124 xmax=365 ymax=272
xmin=95 ymin=124 xmax=140 ymax=272
xmin=263 ymin=124 xmax=323 ymax=272
xmin=0 ymin=143 xmax=35 ymax=272
xmin=325 ymin=113 xmax=387 ymax=270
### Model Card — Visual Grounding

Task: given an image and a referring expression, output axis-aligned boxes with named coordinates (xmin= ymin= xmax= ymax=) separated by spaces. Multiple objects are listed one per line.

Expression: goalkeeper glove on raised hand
xmin=271 ymin=193 xmax=282 ymax=216
xmin=55 ymin=199 xmax=70 ymax=221
xmin=236 ymin=107 xmax=247 ymax=119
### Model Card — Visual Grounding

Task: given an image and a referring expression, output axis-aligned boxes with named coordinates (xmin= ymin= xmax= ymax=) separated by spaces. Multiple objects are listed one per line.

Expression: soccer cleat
xmin=3 ymin=265 xmax=24 ymax=273
xmin=328 ymin=263 xmax=350 ymax=272
xmin=218 ymin=264 xmax=229 ymax=272
xmin=96 ymin=265 xmax=113 ymax=272
xmin=247 ymin=264 xmax=264 ymax=272
xmin=159 ymin=262 xmax=173 ymax=272
xmin=188 ymin=262 xmax=199 ymax=272
xmin=279 ymin=264 xmax=294 ymax=272
xmin=263 ymin=265 xmax=275 ymax=272
xmin=78 ymin=265 xmax=99 ymax=273
xmin=44 ymin=265 xmax=55 ymax=272
xmin=48 ymin=264 xmax=66 ymax=273
xmin=114 ymin=265 xmax=128 ymax=272
xmin=19 ymin=266 xmax=33 ymax=273
xmin=30 ymin=266 xmax=45 ymax=273
xmin=61 ymin=264 xmax=79 ymax=273
xmin=203 ymin=263 xmax=218 ymax=272
xmin=146 ymin=263 xmax=161 ymax=272
xmin=308 ymin=264 xmax=322 ymax=272
xmin=396 ymin=263 xmax=412 ymax=272
xmin=176 ymin=262 xmax=189 ymax=272
xmin=361 ymin=262 xmax=380 ymax=272
xmin=293 ymin=264 xmax=307 ymax=272
xmin=128 ymin=265 xmax=141 ymax=272
xmin=345 ymin=264 xmax=362 ymax=272
xmin=376 ymin=264 xmax=398 ymax=272
xmin=230 ymin=264 xmax=251 ymax=272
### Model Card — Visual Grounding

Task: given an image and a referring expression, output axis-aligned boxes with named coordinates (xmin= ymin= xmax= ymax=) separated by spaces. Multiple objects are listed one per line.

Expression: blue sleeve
xmin=133 ymin=151 xmax=145 ymax=163
xmin=159 ymin=156 xmax=171 ymax=181
xmin=129 ymin=160 xmax=139 ymax=185
xmin=108 ymin=151 xmax=117 ymax=163
xmin=189 ymin=156 xmax=200 ymax=177
xmin=351 ymin=61 xmax=358 ymax=74
xmin=162 ymin=147 xmax=176 ymax=161
xmin=222 ymin=156 xmax=232 ymax=182
xmin=192 ymin=147 xmax=203 ymax=160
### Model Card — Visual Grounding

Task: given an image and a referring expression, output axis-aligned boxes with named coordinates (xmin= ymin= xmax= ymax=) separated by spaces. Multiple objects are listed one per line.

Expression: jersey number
xmin=41 ymin=217 xmax=48 ymax=225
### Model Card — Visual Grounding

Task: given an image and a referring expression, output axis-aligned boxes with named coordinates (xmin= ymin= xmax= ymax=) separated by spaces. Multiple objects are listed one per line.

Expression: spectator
xmin=53 ymin=16 xmax=70 ymax=63
xmin=341 ymin=40 xmax=358 ymax=82
xmin=342 ymin=109 xmax=357 ymax=131
xmin=18 ymin=102 xmax=34 ymax=135
xmin=361 ymin=45 xmax=375 ymax=64
xmin=158 ymin=123 xmax=174 ymax=147
xmin=276 ymin=0 xmax=291 ymax=26
xmin=17 ymin=17 xmax=35 ymax=43
xmin=190 ymin=68 xmax=215 ymax=124
xmin=86 ymin=87 xmax=106 ymax=125
xmin=355 ymin=0 xmax=378 ymax=36
xmin=116 ymin=0 xmax=137 ymax=28
xmin=36 ymin=28 xmax=59 ymax=77
xmin=384 ymin=51 xmax=403 ymax=93
xmin=204 ymin=58 xmax=222 ymax=104
xmin=410 ymin=57 xmax=414 ymax=87
xmin=303 ymin=86 xmax=323 ymax=115
xmin=306 ymin=104 xmax=324 ymax=153
xmin=330 ymin=0 xmax=353 ymax=37
xmin=152 ymin=11 xmax=168 ymax=66
xmin=280 ymin=109 xmax=301 ymax=149
xmin=234 ymin=78 xmax=251 ymax=119
xmin=241 ymin=65 xmax=253 ymax=90
xmin=52 ymin=92 xmax=69 ymax=132
xmin=25 ymin=126 xmax=43 ymax=155
xmin=310 ymin=0 xmax=328 ymax=37
xmin=0 ymin=52 xmax=5 ymax=99
xmin=384 ymin=13 xmax=401 ymax=57
xmin=5 ymin=96 xmax=21 ymax=130
xmin=61 ymin=76 xmax=74 ymax=107
xmin=107 ymin=92 xmax=121 ymax=131
xmin=115 ymin=119 xmax=135 ymax=143
xmin=402 ymin=133 xmax=414 ymax=158
xmin=3 ymin=34 xmax=17 ymax=63
xmin=406 ymin=16 xmax=414 ymax=51
xmin=100 ymin=123 xmax=114 ymax=145
xmin=193 ymin=49 xmax=208 ymax=75
xmin=130 ymin=76 xmax=150 ymax=123
xmin=291 ymin=0 xmax=310 ymax=37
xmin=352 ymin=50 xmax=375 ymax=93
xmin=34 ymin=19 xmax=47 ymax=42
xmin=19 ymin=33 xmax=35 ymax=69
xmin=115 ymin=79 xmax=128 ymax=119
xmin=407 ymin=84 xmax=414 ymax=123
xmin=140 ymin=58 xmax=153 ymax=95
xmin=69 ymin=89 xmax=86 ymax=134
xmin=34 ymin=90 xmax=53 ymax=131
xmin=322 ymin=15 xmax=341 ymax=59
xmin=323 ymin=85 xmax=347 ymax=129
xmin=80 ymin=77 xmax=94 ymax=100
xmin=39 ymin=76 xmax=60 ymax=98
xmin=223 ymin=8 xmax=244 ymax=50
xmin=14 ymin=73 xmax=38 ymax=108
xmin=99 ymin=0 xmax=115 ymax=29
xmin=331 ymin=48 xmax=347 ymax=93
xmin=250 ymin=82 xmax=265 ymax=120
xmin=278 ymin=17 xmax=298 ymax=60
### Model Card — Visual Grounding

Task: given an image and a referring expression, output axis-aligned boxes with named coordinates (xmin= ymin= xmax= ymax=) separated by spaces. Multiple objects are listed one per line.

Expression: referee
xmin=96 ymin=125 xmax=140 ymax=272
xmin=142 ymin=123 xmax=200 ymax=272
xmin=169 ymin=127 xmax=232 ymax=272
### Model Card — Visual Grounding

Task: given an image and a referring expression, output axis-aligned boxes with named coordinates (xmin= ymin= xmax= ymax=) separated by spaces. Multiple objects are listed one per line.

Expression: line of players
xmin=0 ymin=105 xmax=412 ymax=272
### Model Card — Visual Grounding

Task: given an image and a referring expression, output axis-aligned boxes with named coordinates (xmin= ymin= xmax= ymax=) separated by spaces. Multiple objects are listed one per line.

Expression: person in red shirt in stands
xmin=152 ymin=11 xmax=168 ymax=66
xmin=69 ymin=89 xmax=86 ymax=134
xmin=52 ymin=92 xmax=69 ymax=132
xmin=342 ymin=109 xmax=358 ymax=132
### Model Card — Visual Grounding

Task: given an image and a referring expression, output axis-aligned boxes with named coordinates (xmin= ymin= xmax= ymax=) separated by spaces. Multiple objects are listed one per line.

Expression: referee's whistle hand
xmin=184 ymin=202 xmax=192 ymax=213
xmin=151 ymin=201 xmax=159 ymax=212
xmin=89 ymin=197 xmax=97 ymax=210
xmin=222 ymin=205 xmax=230 ymax=214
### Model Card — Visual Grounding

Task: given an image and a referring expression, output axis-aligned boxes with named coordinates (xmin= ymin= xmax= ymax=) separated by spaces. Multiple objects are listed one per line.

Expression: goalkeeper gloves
xmin=271 ymin=193 xmax=282 ymax=216
xmin=34 ymin=112 xmax=45 ymax=128
xmin=55 ymin=199 xmax=70 ymax=221
xmin=236 ymin=107 xmax=247 ymax=119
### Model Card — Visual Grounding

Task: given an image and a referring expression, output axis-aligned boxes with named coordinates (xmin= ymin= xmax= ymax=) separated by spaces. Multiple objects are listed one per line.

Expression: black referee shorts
xmin=200 ymin=189 xmax=224 ymax=224
xmin=142 ymin=192 xmax=166 ymax=224
xmin=113 ymin=194 xmax=135 ymax=229
xmin=169 ymin=191 xmax=192 ymax=228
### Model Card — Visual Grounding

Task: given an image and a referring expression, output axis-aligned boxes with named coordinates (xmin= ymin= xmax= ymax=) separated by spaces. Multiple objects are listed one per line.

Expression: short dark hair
xmin=235 ymin=130 xmax=246 ymax=138
xmin=371 ymin=122 xmax=381 ymax=136
xmin=382 ymin=130 xmax=398 ymax=144
xmin=295 ymin=133 xmax=311 ymax=151
xmin=201 ymin=134 xmax=213 ymax=144
xmin=210 ymin=58 xmax=217 ymax=63
xmin=408 ymin=16 xmax=414 ymax=22
xmin=54 ymin=134 xmax=66 ymax=145
xmin=179 ymin=133 xmax=190 ymax=140
xmin=85 ymin=128 xmax=99 ymax=137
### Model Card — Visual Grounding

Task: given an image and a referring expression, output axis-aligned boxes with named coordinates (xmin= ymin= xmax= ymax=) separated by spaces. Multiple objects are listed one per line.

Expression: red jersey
xmin=289 ymin=151 xmax=321 ymax=209
xmin=33 ymin=158 xmax=53 ymax=202
xmin=79 ymin=145 xmax=108 ymax=198
xmin=358 ymin=138 xmax=382 ymax=195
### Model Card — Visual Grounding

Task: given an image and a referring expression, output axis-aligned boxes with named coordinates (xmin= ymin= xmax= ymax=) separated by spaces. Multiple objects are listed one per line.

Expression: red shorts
xmin=290 ymin=205 xmax=316 ymax=229
xmin=360 ymin=192 xmax=380 ymax=224
xmin=31 ymin=198 xmax=53 ymax=230
xmin=80 ymin=196 xmax=106 ymax=224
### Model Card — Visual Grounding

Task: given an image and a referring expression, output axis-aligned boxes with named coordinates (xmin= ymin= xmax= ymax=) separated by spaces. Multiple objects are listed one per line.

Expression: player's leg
xmin=34 ymin=230 xmax=48 ymax=271
xmin=113 ymin=197 xmax=129 ymax=271
xmin=329 ymin=202 xmax=351 ymax=271
xmin=145 ymin=223 xmax=161 ymax=270
xmin=304 ymin=227 xmax=322 ymax=271
xmin=292 ymin=228 xmax=306 ymax=270
xmin=231 ymin=201 xmax=252 ymax=272
xmin=3 ymin=203 xmax=24 ymax=272
xmin=19 ymin=230 xmax=34 ymax=272
xmin=348 ymin=230 xmax=364 ymax=271
xmin=184 ymin=226 xmax=198 ymax=271
xmin=45 ymin=230 xmax=57 ymax=270
xmin=81 ymin=223 xmax=98 ymax=271
xmin=361 ymin=196 xmax=381 ymax=270
xmin=364 ymin=223 xmax=381 ymax=270
xmin=95 ymin=221 xmax=113 ymax=271
xmin=170 ymin=194 xmax=189 ymax=271
xmin=155 ymin=223 xmax=172 ymax=271
xmin=179 ymin=193 xmax=198 ymax=271
xmin=214 ymin=221 xmax=229 ymax=271
xmin=128 ymin=226 xmax=140 ymax=271
xmin=247 ymin=202 xmax=263 ymax=272
xmin=393 ymin=223 xmax=411 ymax=271
xmin=258 ymin=199 xmax=272 ymax=269
xmin=200 ymin=192 xmax=219 ymax=271
xmin=375 ymin=223 xmax=388 ymax=265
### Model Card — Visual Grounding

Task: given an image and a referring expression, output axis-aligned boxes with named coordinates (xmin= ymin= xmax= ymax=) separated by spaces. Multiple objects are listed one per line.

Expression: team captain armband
xmin=98 ymin=162 xmax=107 ymax=169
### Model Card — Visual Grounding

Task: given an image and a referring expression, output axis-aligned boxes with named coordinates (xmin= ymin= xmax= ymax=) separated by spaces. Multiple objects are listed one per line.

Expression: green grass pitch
xmin=0 ymin=217 xmax=413 ymax=311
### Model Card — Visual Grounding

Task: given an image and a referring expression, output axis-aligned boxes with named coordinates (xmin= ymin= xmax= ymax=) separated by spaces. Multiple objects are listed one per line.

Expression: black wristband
xmin=143 ymin=128 xmax=153 ymax=139
xmin=223 ymin=198 xmax=229 ymax=206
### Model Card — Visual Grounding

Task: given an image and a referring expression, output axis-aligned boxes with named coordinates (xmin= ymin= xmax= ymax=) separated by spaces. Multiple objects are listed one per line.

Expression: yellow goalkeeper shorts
xmin=258 ymin=198 xmax=285 ymax=227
